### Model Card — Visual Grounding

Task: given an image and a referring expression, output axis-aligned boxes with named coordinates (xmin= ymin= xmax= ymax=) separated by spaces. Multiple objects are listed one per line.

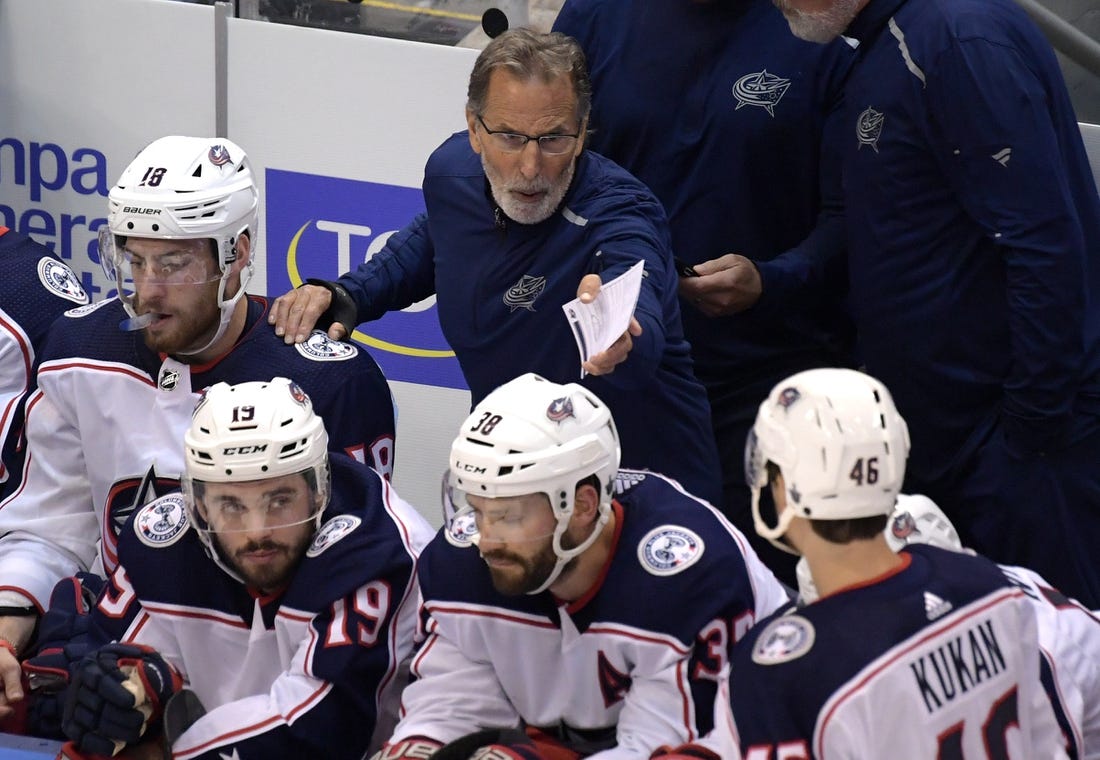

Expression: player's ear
xmin=571 ymin=482 xmax=600 ymax=528
xmin=231 ymin=232 xmax=251 ymax=270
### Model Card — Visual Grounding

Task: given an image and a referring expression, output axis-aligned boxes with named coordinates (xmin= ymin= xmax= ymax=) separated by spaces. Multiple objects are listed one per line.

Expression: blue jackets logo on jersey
xmin=109 ymin=465 xmax=182 ymax=541
xmin=732 ymin=70 xmax=792 ymax=117
xmin=306 ymin=514 xmax=361 ymax=557
xmin=751 ymin=614 xmax=816 ymax=665
xmin=503 ymin=274 xmax=546 ymax=312
xmin=638 ymin=526 xmax=704 ymax=576
xmin=134 ymin=494 xmax=189 ymax=548
xmin=856 ymin=106 xmax=886 ymax=152
xmin=37 ymin=258 xmax=89 ymax=304
xmin=295 ymin=331 xmax=359 ymax=361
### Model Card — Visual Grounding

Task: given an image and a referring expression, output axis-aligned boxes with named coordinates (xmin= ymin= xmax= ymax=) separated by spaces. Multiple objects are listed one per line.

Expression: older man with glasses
xmin=270 ymin=28 xmax=722 ymax=508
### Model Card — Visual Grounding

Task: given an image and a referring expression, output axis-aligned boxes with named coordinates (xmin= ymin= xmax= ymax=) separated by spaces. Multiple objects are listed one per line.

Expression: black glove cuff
xmin=304 ymin=278 xmax=357 ymax=335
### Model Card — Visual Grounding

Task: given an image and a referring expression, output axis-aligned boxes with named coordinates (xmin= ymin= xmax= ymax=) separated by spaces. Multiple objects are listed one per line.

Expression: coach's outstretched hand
xmin=576 ymin=274 xmax=642 ymax=377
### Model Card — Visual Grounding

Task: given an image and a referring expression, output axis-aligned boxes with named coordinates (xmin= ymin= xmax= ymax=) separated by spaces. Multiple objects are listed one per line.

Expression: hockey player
xmin=0 ymin=136 xmax=396 ymax=726
xmin=0 ymin=227 xmax=89 ymax=499
xmin=57 ymin=378 xmax=432 ymax=759
xmin=657 ymin=368 xmax=1069 ymax=758
xmin=796 ymin=495 xmax=1100 ymax=759
xmin=372 ymin=373 xmax=788 ymax=760
xmin=268 ymin=28 xmax=723 ymax=508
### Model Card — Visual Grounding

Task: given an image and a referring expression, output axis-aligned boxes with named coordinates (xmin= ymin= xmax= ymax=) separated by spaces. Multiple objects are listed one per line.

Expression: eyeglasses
xmin=476 ymin=114 xmax=581 ymax=156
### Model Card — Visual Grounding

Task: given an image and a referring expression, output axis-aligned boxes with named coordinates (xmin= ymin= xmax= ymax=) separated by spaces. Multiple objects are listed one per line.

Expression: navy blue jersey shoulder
xmin=728 ymin=545 xmax=1017 ymax=744
xmin=0 ymin=230 xmax=85 ymax=352
xmin=422 ymin=133 xmax=722 ymax=505
xmin=421 ymin=472 xmax=755 ymax=643
xmin=37 ymin=296 xmax=395 ymax=466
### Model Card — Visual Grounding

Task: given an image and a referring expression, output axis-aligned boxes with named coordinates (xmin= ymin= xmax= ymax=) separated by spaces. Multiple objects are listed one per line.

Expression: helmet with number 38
xmin=745 ymin=368 xmax=910 ymax=551
xmin=447 ymin=373 xmax=620 ymax=593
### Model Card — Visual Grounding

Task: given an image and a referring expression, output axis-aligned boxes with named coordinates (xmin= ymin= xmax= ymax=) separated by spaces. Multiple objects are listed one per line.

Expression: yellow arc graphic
xmin=286 ymin=220 xmax=455 ymax=358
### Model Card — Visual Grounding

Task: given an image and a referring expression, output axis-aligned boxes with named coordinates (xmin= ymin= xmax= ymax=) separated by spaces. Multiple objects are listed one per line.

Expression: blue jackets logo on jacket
xmin=732 ymin=70 xmax=792 ymax=117
xmin=503 ymin=274 xmax=546 ymax=312
xmin=857 ymin=106 xmax=886 ymax=152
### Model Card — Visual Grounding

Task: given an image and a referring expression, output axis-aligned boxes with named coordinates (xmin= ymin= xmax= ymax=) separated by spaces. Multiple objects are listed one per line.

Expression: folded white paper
xmin=562 ymin=259 xmax=645 ymax=378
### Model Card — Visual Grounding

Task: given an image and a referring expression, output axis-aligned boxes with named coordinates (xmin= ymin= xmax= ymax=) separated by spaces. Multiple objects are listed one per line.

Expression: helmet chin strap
xmin=527 ymin=501 xmax=612 ymax=595
xmin=176 ymin=259 xmax=254 ymax=358
xmin=751 ymin=487 xmax=802 ymax=557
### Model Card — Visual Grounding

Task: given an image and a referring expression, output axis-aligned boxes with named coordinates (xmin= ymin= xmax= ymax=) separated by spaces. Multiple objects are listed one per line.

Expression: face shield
xmin=182 ymin=465 xmax=328 ymax=542
xmin=98 ymin=228 xmax=222 ymax=319
xmin=443 ymin=481 xmax=556 ymax=550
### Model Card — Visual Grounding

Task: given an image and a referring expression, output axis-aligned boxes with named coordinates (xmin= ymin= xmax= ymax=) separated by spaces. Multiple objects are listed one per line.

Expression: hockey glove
xmin=433 ymin=727 xmax=581 ymax=760
xmin=305 ymin=278 xmax=357 ymax=336
xmin=62 ymin=644 xmax=182 ymax=757
xmin=369 ymin=737 xmax=443 ymax=759
xmin=24 ymin=573 xmax=108 ymax=738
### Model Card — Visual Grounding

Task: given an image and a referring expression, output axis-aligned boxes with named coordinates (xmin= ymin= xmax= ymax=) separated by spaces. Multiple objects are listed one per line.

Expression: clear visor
xmin=743 ymin=429 xmax=768 ymax=488
xmin=99 ymin=228 xmax=221 ymax=300
xmin=443 ymin=484 xmax=556 ymax=548
xmin=182 ymin=468 xmax=325 ymax=535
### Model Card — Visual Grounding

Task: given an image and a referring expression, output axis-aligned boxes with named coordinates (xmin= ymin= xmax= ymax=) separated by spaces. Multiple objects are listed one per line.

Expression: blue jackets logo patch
xmin=857 ymin=106 xmax=885 ymax=152
xmin=503 ymin=274 xmax=546 ymax=312
xmin=38 ymin=258 xmax=89 ymax=305
xmin=732 ymin=70 xmax=791 ymax=117
xmin=444 ymin=509 xmax=479 ymax=548
xmin=296 ymin=331 xmax=359 ymax=361
xmin=638 ymin=525 xmax=704 ymax=576
xmin=134 ymin=494 xmax=189 ymax=548
xmin=307 ymin=515 xmax=361 ymax=557
xmin=752 ymin=614 xmax=815 ymax=665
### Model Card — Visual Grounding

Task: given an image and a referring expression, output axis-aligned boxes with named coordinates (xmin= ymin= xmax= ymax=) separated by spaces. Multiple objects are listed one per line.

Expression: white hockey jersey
xmin=999 ymin=564 xmax=1100 ymax=759
xmin=0 ymin=296 xmax=396 ymax=610
xmin=703 ymin=545 xmax=1070 ymax=759
xmin=391 ymin=471 xmax=789 ymax=759
xmin=93 ymin=457 xmax=433 ymax=759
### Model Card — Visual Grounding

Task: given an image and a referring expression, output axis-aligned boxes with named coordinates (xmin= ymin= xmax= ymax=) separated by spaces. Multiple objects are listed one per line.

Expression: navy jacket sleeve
xmin=336 ymin=212 xmax=437 ymax=323
xmin=926 ymin=27 xmax=1088 ymax=453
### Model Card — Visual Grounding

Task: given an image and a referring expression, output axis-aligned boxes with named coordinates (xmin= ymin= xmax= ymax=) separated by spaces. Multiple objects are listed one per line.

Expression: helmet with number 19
xmin=744 ymin=368 xmax=910 ymax=554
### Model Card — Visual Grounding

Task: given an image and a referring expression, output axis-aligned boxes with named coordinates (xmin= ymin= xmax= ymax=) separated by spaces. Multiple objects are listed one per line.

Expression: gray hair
xmin=467 ymin=28 xmax=592 ymax=124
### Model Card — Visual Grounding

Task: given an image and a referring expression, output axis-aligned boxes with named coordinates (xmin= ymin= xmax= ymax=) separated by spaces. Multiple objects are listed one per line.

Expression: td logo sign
xmin=265 ymin=168 xmax=464 ymax=390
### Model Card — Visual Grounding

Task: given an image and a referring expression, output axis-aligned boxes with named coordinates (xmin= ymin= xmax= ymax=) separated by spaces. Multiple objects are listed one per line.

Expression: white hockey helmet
xmin=181 ymin=378 xmax=330 ymax=575
xmin=745 ymin=368 xmax=910 ymax=554
xmin=448 ymin=373 xmax=621 ymax=593
xmin=101 ymin=136 xmax=258 ymax=353
xmin=885 ymin=494 xmax=963 ymax=552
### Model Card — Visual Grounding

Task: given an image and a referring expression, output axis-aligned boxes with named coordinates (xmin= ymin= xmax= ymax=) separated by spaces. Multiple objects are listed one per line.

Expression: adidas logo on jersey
xmin=923 ymin=591 xmax=953 ymax=620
